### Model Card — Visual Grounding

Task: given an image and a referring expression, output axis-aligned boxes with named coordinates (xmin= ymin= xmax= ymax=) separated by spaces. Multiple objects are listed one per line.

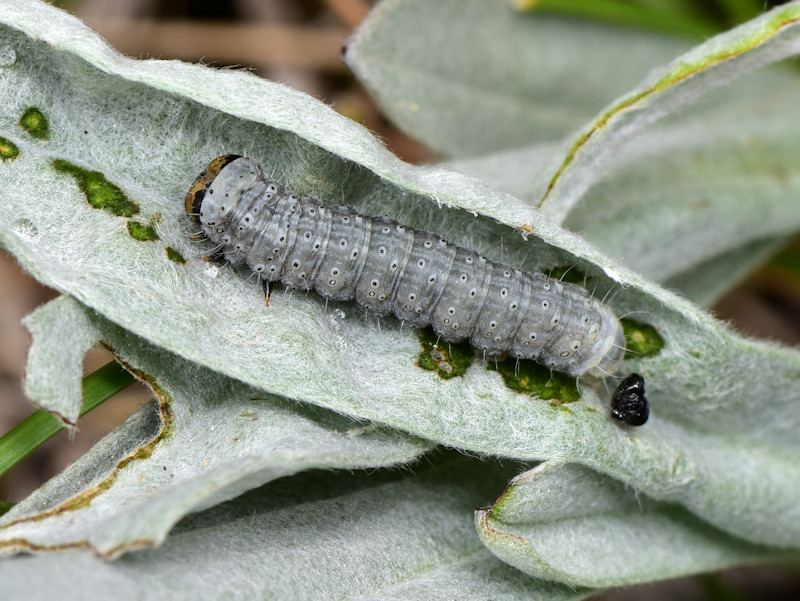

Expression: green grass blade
xmin=518 ymin=0 xmax=721 ymax=38
xmin=0 ymin=361 xmax=136 ymax=481
xmin=711 ymin=0 xmax=764 ymax=26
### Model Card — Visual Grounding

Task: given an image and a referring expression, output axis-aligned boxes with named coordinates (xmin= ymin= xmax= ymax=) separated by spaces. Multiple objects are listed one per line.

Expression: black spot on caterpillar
xmin=186 ymin=155 xmax=626 ymax=377
xmin=610 ymin=373 xmax=649 ymax=426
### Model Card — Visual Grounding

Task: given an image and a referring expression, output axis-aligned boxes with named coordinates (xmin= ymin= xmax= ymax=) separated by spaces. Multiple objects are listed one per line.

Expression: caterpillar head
xmin=186 ymin=154 xmax=271 ymax=242
xmin=185 ymin=154 xmax=243 ymax=225
xmin=581 ymin=303 xmax=626 ymax=378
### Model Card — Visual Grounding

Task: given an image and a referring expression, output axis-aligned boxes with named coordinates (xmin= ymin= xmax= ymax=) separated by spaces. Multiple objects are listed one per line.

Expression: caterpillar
xmin=185 ymin=155 xmax=625 ymax=377
xmin=610 ymin=373 xmax=649 ymax=425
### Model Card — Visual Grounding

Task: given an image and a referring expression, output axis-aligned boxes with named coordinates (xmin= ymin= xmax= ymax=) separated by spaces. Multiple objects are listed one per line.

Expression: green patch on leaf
xmin=52 ymin=159 xmax=139 ymax=217
xmin=18 ymin=107 xmax=49 ymax=140
xmin=622 ymin=318 xmax=664 ymax=359
xmin=0 ymin=136 xmax=20 ymax=160
xmin=416 ymin=329 xmax=473 ymax=379
xmin=488 ymin=358 xmax=580 ymax=404
xmin=127 ymin=220 xmax=159 ymax=242
xmin=165 ymin=246 xmax=186 ymax=264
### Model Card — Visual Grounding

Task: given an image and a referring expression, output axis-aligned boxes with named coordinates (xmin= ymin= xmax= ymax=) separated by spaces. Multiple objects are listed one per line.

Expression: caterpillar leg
xmin=261 ymin=277 xmax=272 ymax=307
xmin=201 ymin=250 xmax=227 ymax=264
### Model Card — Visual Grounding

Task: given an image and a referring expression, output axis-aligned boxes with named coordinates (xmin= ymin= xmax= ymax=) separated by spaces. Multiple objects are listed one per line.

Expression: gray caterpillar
xmin=186 ymin=155 xmax=625 ymax=377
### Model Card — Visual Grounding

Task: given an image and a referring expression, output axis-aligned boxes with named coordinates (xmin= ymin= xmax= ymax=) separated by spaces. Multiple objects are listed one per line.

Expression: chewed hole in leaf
xmin=127 ymin=220 xmax=159 ymax=242
xmin=52 ymin=159 xmax=139 ymax=217
xmin=621 ymin=318 xmax=665 ymax=358
xmin=488 ymin=358 xmax=580 ymax=404
xmin=165 ymin=246 xmax=186 ymax=264
xmin=0 ymin=136 xmax=19 ymax=160
xmin=18 ymin=106 xmax=49 ymax=140
xmin=416 ymin=329 xmax=473 ymax=379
